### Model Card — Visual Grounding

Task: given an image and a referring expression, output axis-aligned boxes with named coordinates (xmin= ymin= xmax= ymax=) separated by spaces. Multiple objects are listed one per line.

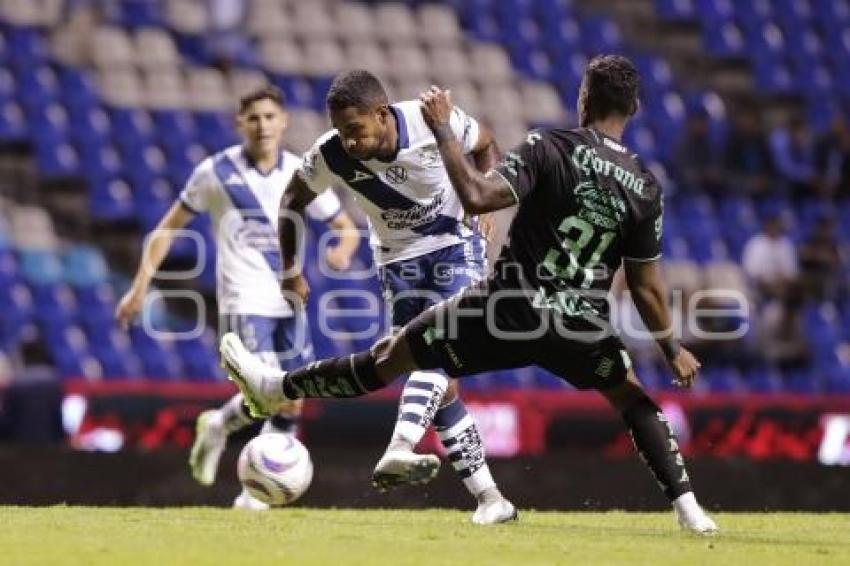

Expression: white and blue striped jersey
xmin=298 ymin=100 xmax=481 ymax=266
xmin=179 ymin=145 xmax=342 ymax=317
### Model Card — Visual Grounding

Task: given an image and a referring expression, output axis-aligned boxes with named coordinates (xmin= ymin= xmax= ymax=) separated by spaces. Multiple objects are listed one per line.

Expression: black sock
xmin=267 ymin=414 xmax=298 ymax=434
xmin=283 ymin=351 xmax=385 ymax=399
xmin=621 ymin=395 xmax=692 ymax=501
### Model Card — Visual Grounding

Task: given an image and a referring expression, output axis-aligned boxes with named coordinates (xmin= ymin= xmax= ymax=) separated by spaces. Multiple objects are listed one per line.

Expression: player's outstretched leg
xmin=221 ymin=331 xmax=448 ymax=491
xmin=220 ymin=331 xmax=403 ymax=414
xmin=602 ymin=372 xmax=718 ymax=535
xmin=432 ymin=387 xmax=517 ymax=525
xmin=189 ymin=393 xmax=255 ymax=486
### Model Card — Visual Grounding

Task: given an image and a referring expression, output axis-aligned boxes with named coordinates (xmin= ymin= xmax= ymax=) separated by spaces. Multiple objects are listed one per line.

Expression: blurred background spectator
xmin=814 ymin=115 xmax=850 ymax=199
xmin=672 ymin=110 xmax=724 ymax=196
xmin=770 ymin=117 xmax=816 ymax=199
xmin=742 ymin=213 xmax=798 ymax=301
xmin=758 ymin=282 xmax=812 ymax=373
xmin=798 ymin=214 xmax=844 ymax=302
xmin=725 ymin=110 xmax=775 ymax=198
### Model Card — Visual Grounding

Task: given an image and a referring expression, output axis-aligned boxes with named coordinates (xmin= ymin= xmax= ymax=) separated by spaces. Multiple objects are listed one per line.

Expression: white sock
xmin=390 ymin=370 xmax=448 ymax=447
xmin=220 ymin=393 xmax=257 ymax=434
xmin=673 ymin=491 xmax=702 ymax=516
xmin=433 ymin=397 xmax=497 ymax=499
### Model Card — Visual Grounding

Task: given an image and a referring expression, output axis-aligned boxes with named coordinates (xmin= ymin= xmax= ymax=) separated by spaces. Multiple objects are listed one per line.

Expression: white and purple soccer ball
xmin=237 ymin=433 xmax=313 ymax=506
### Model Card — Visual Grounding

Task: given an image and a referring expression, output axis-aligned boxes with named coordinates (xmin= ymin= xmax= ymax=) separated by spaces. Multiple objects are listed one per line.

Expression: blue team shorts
xmin=378 ymin=238 xmax=486 ymax=328
xmin=219 ymin=313 xmax=314 ymax=371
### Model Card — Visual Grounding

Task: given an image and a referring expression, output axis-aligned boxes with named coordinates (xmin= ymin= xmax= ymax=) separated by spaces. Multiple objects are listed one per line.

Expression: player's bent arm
xmin=470 ymin=124 xmax=500 ymax=174
xmin=279 ymin=173 xmax=318 ymax=270
xmin=422 ymin=89 xmax=515 ymax=214
xmin=434 ymin=134 xmax=517 ymax=214
xmin=115 ymin=201 xmax=195 ymax=327
xmin=624 ymin=259 xmax=701 ymax=386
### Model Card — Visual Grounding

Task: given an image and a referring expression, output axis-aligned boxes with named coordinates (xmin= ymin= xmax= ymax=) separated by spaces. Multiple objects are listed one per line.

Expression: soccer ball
xmin=237 ymin=433 xmax=314 ymax=506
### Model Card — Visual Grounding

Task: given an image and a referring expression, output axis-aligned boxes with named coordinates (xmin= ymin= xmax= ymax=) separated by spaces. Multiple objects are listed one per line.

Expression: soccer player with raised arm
xmin=115 ymin=86 xmax=359 ymax=510
xmin=222 ymin=59 xmax=718 ymax=533
xmin=271 ymin=70 xmax=515 ymax=524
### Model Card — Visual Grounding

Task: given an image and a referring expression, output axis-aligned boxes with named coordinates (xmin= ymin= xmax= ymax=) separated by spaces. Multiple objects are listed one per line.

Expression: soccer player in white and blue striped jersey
xmin=274 ymin=71 xmax=515 ymax=524
xmin=115 ymin=86 xmax=360 ymax=510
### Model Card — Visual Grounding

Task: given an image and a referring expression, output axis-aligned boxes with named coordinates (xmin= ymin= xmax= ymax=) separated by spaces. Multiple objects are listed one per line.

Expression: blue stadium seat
xmin=703 ymin=21 xmax=745 ymax=57
xmin=703 ymin=365 xmax=742 ymax=392
xmin=129 ymin=327 xmax=184 ymax=380
xmin=153 ymin=110 xmax=197 ymax=152
xmin=6 ymin=28 xmax=47 ymax=68
xmin=112 ymin=0 xmax=164 ymax=28
xmin=109 ymin=107 xmax=156 ymax=151
xmin=175 ymin=332 xmax=222 ymax=381
xmin=35 ymin=140 xmax=79 ymax=180
xmin=58 ymin=67 xmax=99 ymax=111
xmin=273 ymin=75 xmax=317 ymax=110
xmin=579 ymin=16 xmax=623 ymax=54
xmin=0 ymin=282 xmax=34 ymax=350
xmin=655 ymin=0 xmax=696 ymax=21
xmin=0 ymin=67 xmax=15 ymax=102
xmin=0 ymin=101 xmax=26 ymax=141
xmin=122 ymin=143 xmax=169 ymax=188
xmin=64 ymin=245 xmax=109 ymax=288
xmin=19 ymin=250 xmax=63 ymax=286
xmin=90 ymin=177 xmax=135 ymax=222
xmin=68 ymin=106 xmax=112 ymax=148
xmin=194 ymin=111 xmax=234 ymax=143
xmin=79 ymin=143 xmax=123 ymax=184
xmin=695 ymin=0 xmax=735 ymax=23
xmin=15 ymin=65 xmax=59 ymax=109
xmin=27 ymin=103 xmax=69 ymax=146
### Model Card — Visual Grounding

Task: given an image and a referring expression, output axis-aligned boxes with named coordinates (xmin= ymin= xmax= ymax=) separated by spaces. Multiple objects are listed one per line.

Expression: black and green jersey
xmin=492 ymin=127 xmax=663 ymax=328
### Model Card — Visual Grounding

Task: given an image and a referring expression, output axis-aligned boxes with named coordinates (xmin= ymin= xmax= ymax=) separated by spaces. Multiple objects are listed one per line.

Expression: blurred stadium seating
xmin=0 ymin=0 xmax=848 ymax=394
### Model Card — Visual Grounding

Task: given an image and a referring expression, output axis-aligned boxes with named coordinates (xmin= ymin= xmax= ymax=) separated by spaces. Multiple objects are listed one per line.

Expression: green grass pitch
xmin=1 ymin=507 xmax=848 ymax=565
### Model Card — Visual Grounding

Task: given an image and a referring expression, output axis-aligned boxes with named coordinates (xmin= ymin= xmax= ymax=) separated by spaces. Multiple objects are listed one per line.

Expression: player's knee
xmin=442 ymin=378 xmax=460 ymax=405
xmin=370 ymin=334 xmax=416 ymax=380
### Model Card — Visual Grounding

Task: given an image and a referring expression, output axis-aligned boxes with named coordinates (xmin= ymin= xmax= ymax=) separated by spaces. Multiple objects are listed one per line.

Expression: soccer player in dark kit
xmin=221 ymin=55 xmax=718 ymax=534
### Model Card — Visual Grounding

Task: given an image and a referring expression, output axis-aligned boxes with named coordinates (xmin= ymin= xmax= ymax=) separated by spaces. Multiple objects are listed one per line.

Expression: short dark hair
xmin=580 ymin=55 xmax=640 ymax=125
xmin=326 ymin=70 xmax=388 ymax=112
xmin=238 ymin=85 xmax=285 ymax=114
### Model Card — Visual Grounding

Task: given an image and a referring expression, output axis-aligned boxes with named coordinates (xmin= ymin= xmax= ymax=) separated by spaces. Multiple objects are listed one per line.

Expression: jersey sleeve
xmin=448 ymin=105 xmax=481 ymax=154
xmin=492 ymin=130 xmax=551 ymax=203
xmin=297 ymin=138 xmax=336 ymax=194
xmin=623 ymin=194 xmax=664 ymax=262
xmin=305 ymin=188 xmax=342 ymax=222
xmin=178 ymin=157 xmax=217 ymax=213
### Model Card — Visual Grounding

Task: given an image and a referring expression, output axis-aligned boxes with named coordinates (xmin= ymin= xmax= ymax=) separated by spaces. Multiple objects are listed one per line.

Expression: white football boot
xmin=674 ymin=492 xmax=719 ymax=535
xmin=233 ymin=489 xmax=270 ymax=511
xmin=220 ymin=332 xmax=287 ymax=418
xmin=472 ymin=490 xmax=518 ymax=525
xmin=189 ymin=409 xmax=226 ymax=486
xmin=372 ymin=448 xmax=441 ymax=492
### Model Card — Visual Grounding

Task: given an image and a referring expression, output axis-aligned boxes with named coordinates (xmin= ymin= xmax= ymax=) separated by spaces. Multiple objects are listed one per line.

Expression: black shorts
xmin=404 ymin=282 xmax=631 ymax=391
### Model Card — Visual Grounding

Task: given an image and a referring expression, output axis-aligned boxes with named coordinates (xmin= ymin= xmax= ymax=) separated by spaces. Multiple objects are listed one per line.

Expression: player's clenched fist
xmin=667 ymin=347 xmax=701 ymax=388
xmin=419 ymin=86 xmax=453 ymax=130
xmin=282 ymin=271 xmax=310 ymax=306
xmin=114 ymin=285 xmax=145 ymax=330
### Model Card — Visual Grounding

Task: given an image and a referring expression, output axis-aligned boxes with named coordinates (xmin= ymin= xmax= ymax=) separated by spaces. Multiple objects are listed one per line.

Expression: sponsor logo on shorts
xmin=595 ymin=357 xmax=614 ymax=378
xmin=423 ymin=326 xmax=445 ymax=346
